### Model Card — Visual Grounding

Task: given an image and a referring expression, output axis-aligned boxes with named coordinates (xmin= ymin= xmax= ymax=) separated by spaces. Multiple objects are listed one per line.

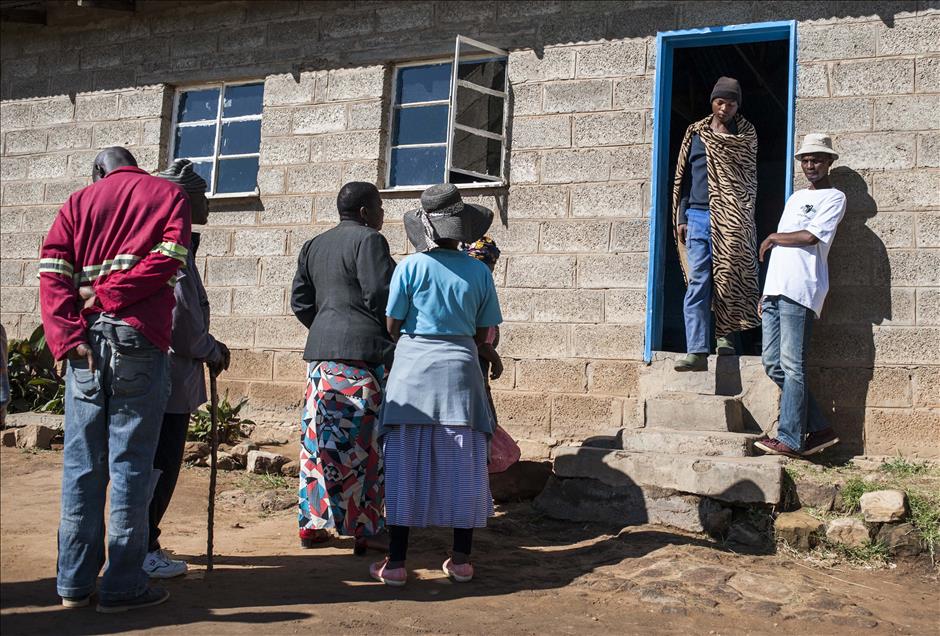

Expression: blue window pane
xmin=223 ymin=83 xmax=264 ymax=118
xmin=191 ymin=161 xmax=213 ymax=188
xmin=220 ymin=120 xmax=261 ymax=155
xmin=177 ymin=89 xmax=219 ymax=123
xmin=174 ymin=125 xmax=216 ymax=158
xmin=390 ymin=146 xmax=446 ymax=187
xmin=393 ymin=105 xmax=448 ymax=146
xmin=397 ymin=63 xmax=451 ymax=104
xmin=216 ymin=157 xmax=259 ymax=194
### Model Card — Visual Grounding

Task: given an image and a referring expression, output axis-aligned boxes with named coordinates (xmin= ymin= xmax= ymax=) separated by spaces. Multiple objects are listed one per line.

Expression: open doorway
xmin=645 ymin=22 xmax=797 ymax=361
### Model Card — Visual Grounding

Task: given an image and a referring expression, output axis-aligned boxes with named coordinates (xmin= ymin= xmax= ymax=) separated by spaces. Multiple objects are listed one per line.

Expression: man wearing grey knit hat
xmin=143 ymin=158 xmax=230 ymax=578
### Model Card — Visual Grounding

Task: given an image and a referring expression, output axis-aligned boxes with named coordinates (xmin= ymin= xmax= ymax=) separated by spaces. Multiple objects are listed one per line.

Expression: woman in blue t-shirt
xmin=370 ymin=184 xmax=502 ymax=587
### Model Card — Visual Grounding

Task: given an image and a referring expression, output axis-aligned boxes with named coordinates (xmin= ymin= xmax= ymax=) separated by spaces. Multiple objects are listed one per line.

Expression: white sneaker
xmin=142 ymin=549 xmax=188 ymax=579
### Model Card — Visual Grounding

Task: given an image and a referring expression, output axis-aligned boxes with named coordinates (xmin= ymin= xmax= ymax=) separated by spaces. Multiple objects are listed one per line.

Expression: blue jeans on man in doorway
xmin=56 ymin=316 xmax=170 ymax=602
xmin=761 ymin=295 xmax=828 ymax=451
xmin=683 ymin=208 xmax=712 ymax=354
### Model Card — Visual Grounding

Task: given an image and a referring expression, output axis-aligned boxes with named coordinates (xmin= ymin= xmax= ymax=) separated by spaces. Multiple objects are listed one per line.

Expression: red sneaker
xmin=803 ymin=429 xmax=840 ymax=456
xmin=753 ymin=437 xmax=800 ymax=458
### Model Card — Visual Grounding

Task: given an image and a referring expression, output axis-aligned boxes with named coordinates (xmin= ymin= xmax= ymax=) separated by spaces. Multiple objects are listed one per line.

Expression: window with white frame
xmin=170 ymin=81 xmax=264 ymax=197
xmin=386 ymin=36 xmax=509 ymax=189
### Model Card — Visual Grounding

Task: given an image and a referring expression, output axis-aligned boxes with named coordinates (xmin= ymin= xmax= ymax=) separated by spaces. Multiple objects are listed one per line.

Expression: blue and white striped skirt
xmin=383 ymin=424 xmax=493 ymax=528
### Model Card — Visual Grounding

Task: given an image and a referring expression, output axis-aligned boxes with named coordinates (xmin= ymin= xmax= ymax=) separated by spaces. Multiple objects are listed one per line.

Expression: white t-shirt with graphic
xmin=763 ymin=187 xmax=847 ymax=318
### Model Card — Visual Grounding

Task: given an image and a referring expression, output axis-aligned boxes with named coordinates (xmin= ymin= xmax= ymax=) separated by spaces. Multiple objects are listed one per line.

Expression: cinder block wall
xmin=1 ymin=1 xmax=937 ymax=458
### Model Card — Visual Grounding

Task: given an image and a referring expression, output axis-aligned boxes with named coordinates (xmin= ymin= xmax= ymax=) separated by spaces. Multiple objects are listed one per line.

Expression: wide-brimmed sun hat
xmin=403 ymin=184 xmax=494 ymax=252
xmin=795 ymin=133 xmax=839 ymax=160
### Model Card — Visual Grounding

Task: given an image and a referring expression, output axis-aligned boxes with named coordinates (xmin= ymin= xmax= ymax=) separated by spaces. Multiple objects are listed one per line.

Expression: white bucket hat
xmin=795 ymin=133 xmax=838 ymax=160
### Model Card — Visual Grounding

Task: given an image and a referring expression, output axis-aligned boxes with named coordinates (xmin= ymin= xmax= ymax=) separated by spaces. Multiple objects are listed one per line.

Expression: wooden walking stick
xmin=206 ymin=370 xmax=219 ymax=572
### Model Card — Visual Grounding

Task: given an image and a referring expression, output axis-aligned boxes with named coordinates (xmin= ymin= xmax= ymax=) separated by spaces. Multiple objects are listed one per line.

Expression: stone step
xmin=645 ymin=392 xmax=745 ymax=432
xmin=552 ymin=446 xmax=785 ymax=504
xmin=640 ymin=351 xmax=766 ymax=397
xmin=618 ymin=428 xmax=759 ymax=457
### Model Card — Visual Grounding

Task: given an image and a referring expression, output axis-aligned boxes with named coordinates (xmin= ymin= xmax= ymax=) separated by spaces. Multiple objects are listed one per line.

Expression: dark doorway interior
xmin=661 ymin=39 xmax=790 ymax=355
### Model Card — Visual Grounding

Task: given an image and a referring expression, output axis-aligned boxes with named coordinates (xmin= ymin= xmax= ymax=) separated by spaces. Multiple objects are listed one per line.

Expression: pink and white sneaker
xmin=369 ymin=558 xmax=407 ymax=587
xmin=442 ymin=558 xmax=474 ymax=583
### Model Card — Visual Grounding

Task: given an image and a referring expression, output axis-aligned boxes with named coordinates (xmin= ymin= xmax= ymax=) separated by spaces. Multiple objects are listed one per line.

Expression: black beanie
xmin=710 ymin=76 xmax=741 ymax=105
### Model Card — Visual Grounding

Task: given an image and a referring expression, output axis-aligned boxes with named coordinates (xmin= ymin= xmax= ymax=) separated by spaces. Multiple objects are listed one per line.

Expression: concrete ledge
xmin=2 ymin=412 xmax=64 ymax=430
xmin=645 ymin=392 xmax=745 ymax=432
xmin=552 ymin=446 xmax=785 ymax=504
xmin=617 ymin=428 xmax=758 ymax=457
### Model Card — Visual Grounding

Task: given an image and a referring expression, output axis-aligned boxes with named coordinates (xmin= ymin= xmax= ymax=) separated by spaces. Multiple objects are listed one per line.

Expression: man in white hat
xmin=753 ymin=134 xmax=845 ymax=458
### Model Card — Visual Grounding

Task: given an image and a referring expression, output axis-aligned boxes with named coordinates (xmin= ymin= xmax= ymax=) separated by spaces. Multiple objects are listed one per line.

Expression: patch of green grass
xmin=908 ymin=492 xmax=940 ymax=560
xmin=237 ymin=472 xmax=290 ymax=492
xmin=840 ymin=477 xmax=887 ymax=513
xmin=824 ymin=539 xmax=891 ymax=567
xmin=880 ymin=456 xmax=933 ymax=479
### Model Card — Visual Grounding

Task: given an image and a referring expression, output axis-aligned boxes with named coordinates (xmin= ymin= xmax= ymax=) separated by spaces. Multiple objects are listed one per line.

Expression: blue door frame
xmin=643 ymin=20 xmax=798 ymax=363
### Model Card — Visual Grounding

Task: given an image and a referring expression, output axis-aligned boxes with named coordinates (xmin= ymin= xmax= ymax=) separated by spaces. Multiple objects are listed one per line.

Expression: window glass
xmin=191 ymin=161 xmax=213 ymax=185
xmin=453 ymin=86 xmax=504 ymax=134
xmin=220 ymin=120 xmax=262 ymax=155
xmin=390 ymin=146 xmax=446 ymax=186
xmin=393 ymin=105 xmax=449 ymax=146
xmin=216 ymin=157 xmax=260 ymax=194
xmin=174 ymin=125 xmax=216 ymax=158
xmin=223 ymin=83 xmax=264 ymax=118
xmin=397 ymin=63 xmax=451 ymax=104
xmin=451 ymin=130 xmax=501 ymax=178
xmin=457 ymin=58 xmax=507 ymax=93
xmin=177 ymin=88 xmax=219 ymax=123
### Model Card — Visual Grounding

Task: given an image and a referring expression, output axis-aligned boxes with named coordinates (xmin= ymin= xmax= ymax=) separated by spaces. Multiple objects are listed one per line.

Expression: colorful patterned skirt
xmin=298 ymin=360 xmax=385 ymax=539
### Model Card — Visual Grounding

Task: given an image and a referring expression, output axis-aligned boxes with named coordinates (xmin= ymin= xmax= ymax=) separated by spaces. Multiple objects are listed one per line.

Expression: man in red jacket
xmin=39 ymin=147 xmax=190 ymax=613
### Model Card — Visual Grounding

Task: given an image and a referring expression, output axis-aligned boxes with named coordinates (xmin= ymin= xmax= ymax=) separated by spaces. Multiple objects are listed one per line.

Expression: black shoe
xmin=96 ymin=587 xmax=169 ymax=614
xmin=802 ymin=429 xmax=840 ymax=456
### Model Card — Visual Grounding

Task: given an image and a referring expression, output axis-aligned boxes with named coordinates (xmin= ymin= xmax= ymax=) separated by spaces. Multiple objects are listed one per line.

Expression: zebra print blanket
xmin=671 ymin=114 xmax=761 ymax=338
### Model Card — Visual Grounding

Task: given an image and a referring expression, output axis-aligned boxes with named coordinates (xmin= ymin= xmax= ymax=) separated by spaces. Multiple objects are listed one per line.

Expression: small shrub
xmin=908 ymin=492 xmax=940 ymax=560
xmin=880 ymin=456 xmax=932 ymax=479
xmin=825 ymin=540 xmax=890 ymax=567
xmin=188 ymin=392 xmax=255 ymax=445
xmin=840 ymin=477 xmax=885 ymax=513
xmin=6 ymin=325 xmax=65 ymax=414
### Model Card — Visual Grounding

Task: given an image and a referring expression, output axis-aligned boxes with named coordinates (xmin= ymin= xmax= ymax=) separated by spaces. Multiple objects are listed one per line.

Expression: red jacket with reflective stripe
xmin=39 ymin=166 xmax=192 ymax=359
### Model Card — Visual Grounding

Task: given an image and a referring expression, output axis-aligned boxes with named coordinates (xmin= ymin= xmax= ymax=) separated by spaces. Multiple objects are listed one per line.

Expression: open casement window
xmin=169 ymin=81 xmax=264 ymax=198
xmin=386 ymin=36 xmax=508 ymax=189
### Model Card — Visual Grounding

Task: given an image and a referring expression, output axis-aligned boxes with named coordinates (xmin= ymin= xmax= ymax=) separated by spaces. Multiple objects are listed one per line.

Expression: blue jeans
xmin=683 ymin=208 xmax=712 ymax=353
xmin=761 ymin=296 xmax=828 ymax=451
xmin=57 ymin=318 xmax=170 ymax=602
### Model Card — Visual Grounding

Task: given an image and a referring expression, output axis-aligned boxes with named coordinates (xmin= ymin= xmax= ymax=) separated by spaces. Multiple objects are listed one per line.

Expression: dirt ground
xmin=2 ymin=447 xmax=938 ymax=636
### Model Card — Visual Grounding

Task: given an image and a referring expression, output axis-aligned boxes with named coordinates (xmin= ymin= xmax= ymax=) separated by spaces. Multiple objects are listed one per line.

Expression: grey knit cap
xmin=158 ymin=159 xmax=208 ymax=194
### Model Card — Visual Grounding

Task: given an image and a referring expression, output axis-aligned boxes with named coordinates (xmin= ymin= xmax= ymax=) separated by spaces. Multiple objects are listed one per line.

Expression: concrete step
xmin=618 ymin=428 xmax=759 ymax=457
xmin=644 ymin=391 xmax=745 ymax=432
xmin=640 ymin=351 xmax=766 ymax=397
xmin=552 ymin=445 xmax=785 ymax=504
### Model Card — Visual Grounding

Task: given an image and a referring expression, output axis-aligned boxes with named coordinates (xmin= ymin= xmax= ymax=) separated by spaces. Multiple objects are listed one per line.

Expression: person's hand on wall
xmin=678 ymin=224 xmax=688 ymax=245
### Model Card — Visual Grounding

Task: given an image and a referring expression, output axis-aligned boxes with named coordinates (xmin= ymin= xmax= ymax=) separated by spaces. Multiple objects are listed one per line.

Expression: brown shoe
xmin=802 ymin=429 xmax=839 ymax=456
xmin=754 ymin=437 xmax=800 ymax=458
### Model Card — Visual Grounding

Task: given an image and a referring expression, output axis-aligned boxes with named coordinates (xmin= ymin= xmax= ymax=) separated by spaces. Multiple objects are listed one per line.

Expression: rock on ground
xmin=212 ymin=452 xmax=240 ymax=471
xmin=229 ymin=442 xmax=259 ymax=464
xmin=247 ymin=450 xmax=290 ymax=475
xmin=775 ymin=511 xmax=824 ymax=550
xmin=1 ymin=430 xmax=16 ymax=447
xmin=280 ymin=460 xmax=299 ymax=477
xmin=15 ymin=424 xmax=56 ymax=450
xmin=875 ymin=522 xmax=923 ymax=557
xmin=787 ymin=476 xmax=840 ymax=512
xmin=859 ymin=490 xmax=907 ymax=522
xmin=183 ymin=441 xmax=210 ymax=464
xmin=826 ymin=518 xmax=871 ymax=548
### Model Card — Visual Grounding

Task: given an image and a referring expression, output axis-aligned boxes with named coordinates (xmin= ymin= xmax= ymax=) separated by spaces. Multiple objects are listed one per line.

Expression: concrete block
xmin=310 ymin=131 xmax=380 ymax=162
xmin=253 ymin=316 xmax=309 ymax=349
xmin=15 ymin=424 xmax=56 ymax=450
xmin=539 ymin=220 xmax=610 ymax=252
xmin=510 ymin=83 xmax=541 ymax=116
xmin=0 ymin=156 xmax=27 ymax=180
xmin=0 ymin=260 xmax=23 ymax=286
xmin=232 ymin=287 xmax=285 ymax=316
xmin=917 ymin=288 xmax=939 ymax=324
xmin=44 ymin=178 xmax=89 ymax=205
xmin=916 ymin=211 xmax=940 ymax=247
xmin=0 ymin=102 xmax=31 ymax=130
xmin=205 ymin=287 xmax=231 ymax=316
xmin=286 ymin=163 xmax=344 ymax=193
xmin=864 ymin=407 xmax=940 ymax=458
xmin=834 ymin=133 xmax=915 ymax=170
xmin=486 ymin=219 xmax=540 ymax=253
xmin=915 ymin=55 xmax=940 ymax=93
xmin=507 ymin=185 xmax=568 ymax=218
xmin=577 ymin=253 xmax=648 ymax=288
xmin=258 ymin=197 xmax=313 ymax=226
xmin=826 ymin=518 xmax=871 ymax=548
xmin=260 ymin=107 xmax=292 ymax=137
xmin=543 ymin=79 xmax=611 ymax=113
xmin=775 ymin=511 xmax=824 ymax=551
xmin=645 ymin=392 xmax=745 ymax=433
xmin=515 ymin=359 xmax=586 ymax=393
xmin=587 ymin=360 xmax=640 ymax=397
xmin=347 ymin=101 xmax=383 ymax=131
xmin=865 ymin=212 xmax=916 ymax=248
xmin=31 ymin=96 xmax=74 ymax=126
xmin=0 ymin=287 xmax=37 ymax=313
xmin=505 ymin=255 xmax=575 ymax=288
xmin=888 ymin=249 xmax=940 ymax=286
xmin=508 ymin=48 xmax=575 ymax=84
xmin=233 ymin=229 xmax=287 ymax=256
xmin=831 ymin=58 xmax=914 ymax=96
xmin=491 ymin=390 xmax=552 ymax=438
xmin=27 ymin=154 xmax=68 ymax=180
xmin=916 ymin=132 xmax=940 ymax=167
xmin=342 ymin=160 xmax=379 ymax=184
xmin=877 ymin=18 xmax=940 ymax=56
xmin=0 ymin=233 xmax=41 ymax=259
xmin=532 ymin=289 xmax=605 ymax=323
xmin=2 ymin=182 xmax=45 ymax=205
xmin=874 ymin=95 xmax=940 ymax=131
xmin=613 ymin=75 xmax=654 ymax=110
xmin=798 ymin=23 xmax=876 ymax=61
xmin=47 ymin=126 xmax=92 ymax=151
xmin=509 ymin=152 xmax=539 ymax=184
xmin=273 ymin=350 xmax=307 ymax=382
xmin=291 ymin=103 xmax=346 ymax=134
xmin=118 ymin=89 xmax=166 ymax=119
xmin=263 ymin=72 xmax=317 ymax=106
xmin=607 ymin=145 xmax=652 ymax=180
xmin=797 ymin=64 xmax=829 ymax=98
xmin=4 ymin=129 xmax=46 ymax=154
xmin=552 ymin=446 xmax=785 ymax=504
xmin=912 ymin=367 xmax=939 ymax=407
xmin=795 ymin=98 xmax=871 ymax=134
xmin=570 ymin=182 xmax=644 ymax=218
xmin=92 ymin=121 xmax=140 ymax=148
xmin=610 ymin=218 xmax=650 ymax=252
xmin=246 ymin=381 xmax=304 ymax=419
xmin=573 ymin=111 xmax=643 ymax=147
xmin=498 ymin=323 xmax=569 ymax=358
xmin=207 ymin=317 xmax=255 ymax=349
xmin=495 ymin=288 xmax=533 ymax=322
xmin=74 ymin=93 xmax=118 ymax=121
xmin=259 ymin=137 xmax=310 ymax=166
xmin=576 ymin=40 xmax=645 ymax=77
xmin=511 ymin=115 xmax=571 ymax=150
xmin=225 ymin=349 xmax=274 ymax=381
xmin=873 ymin=170 xmax=939 ymax=209
xmin=570 ymin=324 xmax=643 ymax=359
xmin=326 ymin=66 xmax=384 ymax=102
xmin=206 ymin=257 xmax=258 ymax=286
xmin=619 ymin=427 xmax=756 ymax=457
xmin=551 ymin=394 xmax=622 ymax=439
xmin=859 ymin=489 xmax=908 ymax=522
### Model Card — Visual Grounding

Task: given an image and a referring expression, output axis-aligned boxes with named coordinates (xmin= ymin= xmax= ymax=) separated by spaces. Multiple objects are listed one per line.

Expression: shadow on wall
xmin=808 ymin=166 xmax=890 ymax=457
